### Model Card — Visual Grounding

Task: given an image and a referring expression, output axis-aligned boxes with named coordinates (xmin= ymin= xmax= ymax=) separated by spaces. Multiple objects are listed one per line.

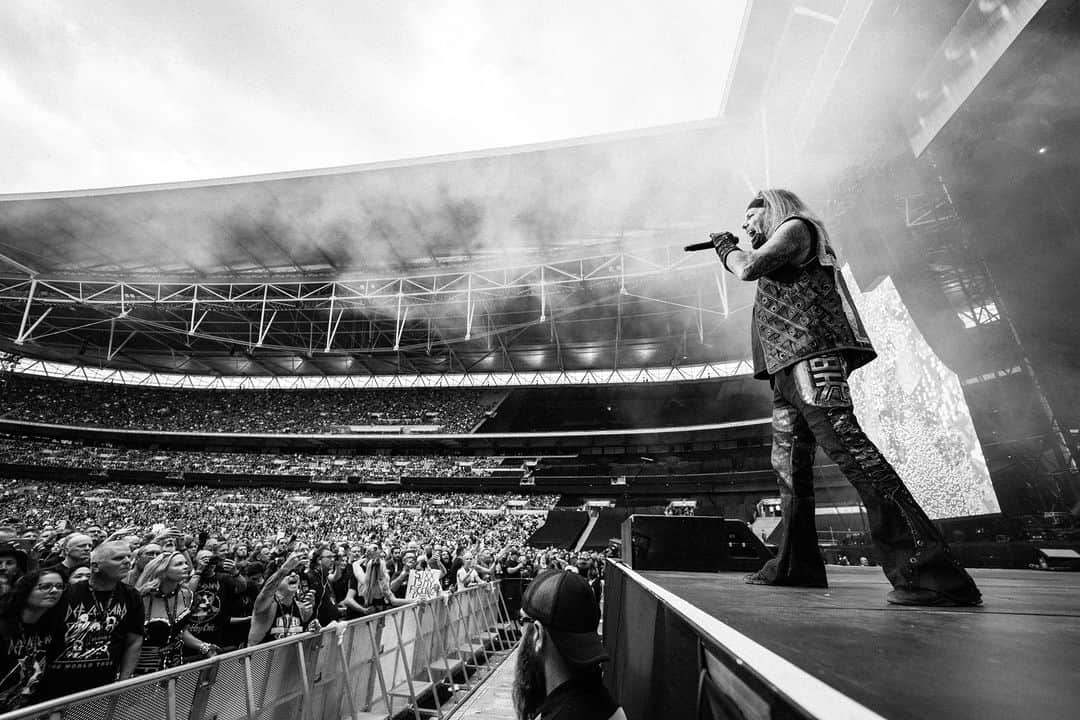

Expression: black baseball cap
xmin=521 ymin=569 xmax=608 ymax=668
xmin=0 ymin=542 xmax=28 ymax=572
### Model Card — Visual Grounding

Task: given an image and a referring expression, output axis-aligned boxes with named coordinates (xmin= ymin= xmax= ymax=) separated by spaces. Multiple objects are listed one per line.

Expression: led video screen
xmin=844 ymin=270 xmax=999 ymax=519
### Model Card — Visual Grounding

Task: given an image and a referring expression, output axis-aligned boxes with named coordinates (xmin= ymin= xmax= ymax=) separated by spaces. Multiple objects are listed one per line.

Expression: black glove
xmin=710 ymin=232 xmax=740 ymax=273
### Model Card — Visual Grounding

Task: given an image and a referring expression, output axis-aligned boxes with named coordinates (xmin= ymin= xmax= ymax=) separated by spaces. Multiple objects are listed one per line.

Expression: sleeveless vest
xmin=751 ymin=214 xmax=876 ymax=379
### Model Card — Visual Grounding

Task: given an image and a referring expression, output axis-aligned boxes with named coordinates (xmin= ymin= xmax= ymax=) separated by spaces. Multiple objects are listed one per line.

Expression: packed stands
xmin=0 ymin=433 xmax=507 ymax=479
xmin=0 ymin=479 xmax=556 ymax=542
xmin=0 ymin=375 xmax=504 ymax=434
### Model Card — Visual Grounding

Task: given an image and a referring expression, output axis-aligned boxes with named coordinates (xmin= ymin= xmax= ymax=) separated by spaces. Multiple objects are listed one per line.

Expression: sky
xmin=0 ymin=0 xmax=746 ymax=194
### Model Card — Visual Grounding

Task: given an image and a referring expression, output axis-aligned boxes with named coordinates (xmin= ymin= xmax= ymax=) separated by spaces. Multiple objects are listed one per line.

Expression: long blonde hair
xmin=756 ymin=189 xmax=823 ymax=239
xmin=361 ymin=558 xmax=391 ymax=603
xmin=135 ymin=551 xmax=186 ymax=595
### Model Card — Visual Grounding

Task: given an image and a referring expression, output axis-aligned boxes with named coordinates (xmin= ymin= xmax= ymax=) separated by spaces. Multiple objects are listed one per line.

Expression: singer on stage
xmin=709 ymin=189 xmax=981 ymax=606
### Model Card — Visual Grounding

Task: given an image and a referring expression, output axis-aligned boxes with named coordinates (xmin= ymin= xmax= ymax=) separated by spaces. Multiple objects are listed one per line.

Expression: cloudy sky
xmin=0 ymin=0 xmax=746 ymax=194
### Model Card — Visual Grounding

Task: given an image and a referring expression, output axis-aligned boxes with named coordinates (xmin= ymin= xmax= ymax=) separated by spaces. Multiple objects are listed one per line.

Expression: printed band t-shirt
xmin=0 ymin=613 xmax=65 ymax=712
xmin=260 ymin=599 xmax=306 ymax=644
xmin=187 ymin=573 xmax=235 ymax=645
xmin=49 ymin=582 xmax=143 ymax=692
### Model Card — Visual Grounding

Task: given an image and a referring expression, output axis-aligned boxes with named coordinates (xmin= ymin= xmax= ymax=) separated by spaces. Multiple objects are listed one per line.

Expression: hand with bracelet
xmin=710 ymin=232 xmax=741 ymax=273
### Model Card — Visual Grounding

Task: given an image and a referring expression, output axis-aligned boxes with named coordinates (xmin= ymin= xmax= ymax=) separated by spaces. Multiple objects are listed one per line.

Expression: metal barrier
xmin=4 ymin=582 xmax=515 ymax=720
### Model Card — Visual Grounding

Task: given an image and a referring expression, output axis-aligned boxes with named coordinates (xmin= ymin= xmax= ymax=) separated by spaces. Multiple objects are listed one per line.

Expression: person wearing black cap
xmin=709 ymin=189 xmax=981 ymax=607
xmin=514 ymin=569 xmax=625 ymax=720
xmin=0 ymin=543 xmax=28 ymax=593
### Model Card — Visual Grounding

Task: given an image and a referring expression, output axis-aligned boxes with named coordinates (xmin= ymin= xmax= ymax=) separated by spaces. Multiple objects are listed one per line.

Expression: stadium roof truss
xmin=0 ymin=247 xmax=755 ymax=387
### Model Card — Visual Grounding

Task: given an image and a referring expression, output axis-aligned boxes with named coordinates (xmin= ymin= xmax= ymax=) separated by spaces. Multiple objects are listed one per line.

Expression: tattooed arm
xmin=723 ymin=219 xmax=813 ymax=281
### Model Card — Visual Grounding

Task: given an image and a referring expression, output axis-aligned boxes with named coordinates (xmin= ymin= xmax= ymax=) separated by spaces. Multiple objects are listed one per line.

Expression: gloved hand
xmin=710 ymin=232 xmax=740 ymax=272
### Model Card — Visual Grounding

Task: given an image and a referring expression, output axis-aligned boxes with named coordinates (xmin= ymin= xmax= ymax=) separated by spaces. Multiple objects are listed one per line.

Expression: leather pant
xmin=760 ymin=354 xmax=980 ymax=600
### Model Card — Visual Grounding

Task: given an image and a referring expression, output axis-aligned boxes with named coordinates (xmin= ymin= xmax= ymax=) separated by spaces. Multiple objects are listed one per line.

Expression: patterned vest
xmin=751 ymin=214 xmax=876 ymax=379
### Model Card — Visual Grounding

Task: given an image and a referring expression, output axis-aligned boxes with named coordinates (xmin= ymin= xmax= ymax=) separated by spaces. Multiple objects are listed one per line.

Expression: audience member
xmin=248 ymin=552 xmax=312 ymax=645
xmin=305 ymin=548 xmax=343 ymax=626
xmin=514 ymin=570 xmax=624 ymax=720
xmin=46 ymin=542 xmax=143 ymax=697
xmin=0 ymin=544 xmax=28 ymax=600
xmin=132 ymin=552 xmax=215 ymax=675
xmin=46 ymin=534 xmax=92 ymax=582
xmin=0 ymin=569 xmax=66 ymax=712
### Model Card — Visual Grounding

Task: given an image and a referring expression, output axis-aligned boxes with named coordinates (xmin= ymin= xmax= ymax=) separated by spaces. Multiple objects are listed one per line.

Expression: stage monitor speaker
xmin=621 ymin=515 xmax=771 ymax=572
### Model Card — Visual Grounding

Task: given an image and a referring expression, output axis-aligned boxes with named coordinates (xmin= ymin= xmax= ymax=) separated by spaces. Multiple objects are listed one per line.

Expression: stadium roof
xmin=0 ymin=120 xmax=749 ymax=281
xmin=0 ymin=0 xmax=1001 ymax=387
xmin=0 ymin=120 xmax=763 ymax=383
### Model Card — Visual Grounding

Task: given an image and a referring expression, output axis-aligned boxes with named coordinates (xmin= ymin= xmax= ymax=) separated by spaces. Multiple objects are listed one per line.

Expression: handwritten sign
xmin=405 ymin=569 xmax=443 ymax=600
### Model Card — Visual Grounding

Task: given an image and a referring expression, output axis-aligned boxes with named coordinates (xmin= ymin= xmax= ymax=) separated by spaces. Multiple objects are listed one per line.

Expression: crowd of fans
xmin=0 ymin=480 xmax=558 ymax=540
xmin=1 ymin=376 xmax=502 ymax=434
xmin=0 ymin=481 xmax=607 ymax=712
xmin=0 ymin=434 xmax=515 ymax=480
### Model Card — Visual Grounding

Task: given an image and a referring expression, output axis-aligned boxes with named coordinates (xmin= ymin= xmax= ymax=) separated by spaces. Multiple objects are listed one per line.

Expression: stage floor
xmin=640 ymin=566 xmax=1080 ymax=720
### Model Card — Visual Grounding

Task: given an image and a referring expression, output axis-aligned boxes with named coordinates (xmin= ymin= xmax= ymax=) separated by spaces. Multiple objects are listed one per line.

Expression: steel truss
xmin=902 ymin=181 xmax=1000 ymax=328
xmin=904 ymin=172 xmax=1077 ymax=504
xmin=1 ymin=248 xmax=722 ymax=347
xmin=0 ymin=247 xmax=750 ymax=385
xmin=9 ymin=355 xmax=753 ymax=389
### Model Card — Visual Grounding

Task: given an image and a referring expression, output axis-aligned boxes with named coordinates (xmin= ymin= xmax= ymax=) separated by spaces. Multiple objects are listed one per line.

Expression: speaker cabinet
xmin=621 ymin=515 xmax=771 ymax=572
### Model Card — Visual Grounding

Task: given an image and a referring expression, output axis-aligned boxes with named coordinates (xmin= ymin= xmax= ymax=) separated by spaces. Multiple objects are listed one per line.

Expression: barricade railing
xmin=3 ymin=582 xmax=514 ymax=720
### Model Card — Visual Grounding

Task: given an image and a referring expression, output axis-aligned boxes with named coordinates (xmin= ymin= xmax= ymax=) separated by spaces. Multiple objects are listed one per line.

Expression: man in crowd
xmin=0 ymin=543 xmax=28 ymax=599
xmin=46 ymin=541 xmax=143 ymax=696
xmin=514 ymin=570 xmax=624 ymax=720
xmin=46 ymin=533 xmax=92 ymax=581
xmin=125 ymin=542 xmax=161 ymax=585
xmin=389 ymin=548 xmax=414 ymax=600
xmin=386 ymin=544 xmax=403 ymax=581
xmin=224 ymin=562 xmax=265 ymax=649
xmin=82 ymin=527 xmax=106 ymax=549
xmin=710 ymin=188 xmax=981 ymax=606
xmin=495 ymin=545 xmax=526 ymax=619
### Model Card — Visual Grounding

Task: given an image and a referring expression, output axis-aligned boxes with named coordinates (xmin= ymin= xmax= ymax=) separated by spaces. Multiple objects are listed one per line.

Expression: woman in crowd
xmin=456 ymin=551 xmax=481 ymax=591
xmin=0 ymin=569 xmax=66 ymax=712
xmin=474 ymin=551 xmax=495 ymax=581
xmin=344 ymin=545 xmax=408 ymax=616
xmin=248 ymin=552 xmax=314 ymax=645
xmin=133 ymin=552 xmax=217 ymax=675
xmin=337 ymin=545 xmax=365 ymax=618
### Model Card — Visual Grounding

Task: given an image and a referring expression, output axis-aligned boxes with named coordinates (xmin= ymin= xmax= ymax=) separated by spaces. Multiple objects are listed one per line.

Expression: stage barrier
xmin=4 ymin=582 xmax=513 ymax=720
xmin=603 ymin=561 xmax=882 ymax=720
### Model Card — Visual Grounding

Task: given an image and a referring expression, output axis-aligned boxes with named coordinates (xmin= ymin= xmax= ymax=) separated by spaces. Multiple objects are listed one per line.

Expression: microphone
xmin=683 ymin=240 xmax=715 ymax=252
xmin=685 ymin=232 xmax=738 ymax=252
